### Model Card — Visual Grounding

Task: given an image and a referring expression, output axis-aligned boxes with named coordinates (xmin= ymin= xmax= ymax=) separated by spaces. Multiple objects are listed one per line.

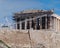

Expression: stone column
xmin=55 ymin=18 xmax=57 ymax=31
xmin=16 ymin=22 xmax=17 ymax=29
xmin=57 ymin=18 xmax=58 ymax=31
xmin=20 ymin=22 xmax=22 ymax=30
xmin=58 ymin=19 xmax=59 ymax=31
xmin=36 ymin=18 xmax=38 ymax=30
xmin=29 ymin=20 xmax=32 ymax=29
xmin=45 ymin=16 xmax=47 ymax=29
xmin=33 ymin=18 xmax=37 ymax=30
xmin=59 ymin=20 xmax=60 ymax=30
xmin=37 ymin=18 xmax=40 ymax=29
xmin=40 ymin=17 xmax=42 ymax=29
xmin=57 ymin=19 xmax=58 ymax=31
xmin=57 ymin=19 xmax=59 ymax=31
xmin=59 ymin=20 xmax=60 ymax=31
xmin=50 ymin=16 xmax=52 ymax=30
xmin=35 ymin=18 xmax=37 ymax=30
xmin=54 ymin=17 xmax=56 ymax=31
xmin=25 ymin=20 xmax=27 ymax=30
xmin=52 ymin=17 xmax=54 ymax=30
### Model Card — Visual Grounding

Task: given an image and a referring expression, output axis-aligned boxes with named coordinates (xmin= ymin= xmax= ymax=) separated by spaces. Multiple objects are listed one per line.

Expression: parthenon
xmin=13 ymin=9 xmax=60 ymax=31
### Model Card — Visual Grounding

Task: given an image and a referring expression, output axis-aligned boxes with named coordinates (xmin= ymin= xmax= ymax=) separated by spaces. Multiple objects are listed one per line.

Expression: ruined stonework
xmin=13 ymin=10 xmax=60 ymax=32
xmin=0 ymin=29 xmax=60 ymax=48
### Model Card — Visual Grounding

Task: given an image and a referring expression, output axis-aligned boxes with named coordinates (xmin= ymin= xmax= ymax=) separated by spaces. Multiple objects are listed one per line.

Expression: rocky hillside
xmin=0 ymin=29 xmax=60 ymax=48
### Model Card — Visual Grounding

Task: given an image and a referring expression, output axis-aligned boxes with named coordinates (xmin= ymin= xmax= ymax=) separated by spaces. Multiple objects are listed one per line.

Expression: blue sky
xmin=0 ymin=0 xmax=60 ymax=24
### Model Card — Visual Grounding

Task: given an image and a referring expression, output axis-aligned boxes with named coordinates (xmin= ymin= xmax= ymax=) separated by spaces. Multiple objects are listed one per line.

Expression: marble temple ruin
xmin=13 ymin=9 xmax=60 ymax=31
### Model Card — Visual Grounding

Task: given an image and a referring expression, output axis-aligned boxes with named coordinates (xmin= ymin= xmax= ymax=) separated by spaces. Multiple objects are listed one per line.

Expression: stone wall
xmin=0 ymin=29 xmax=32 ymax=48
xmin=30 ymin=30 xmax=60 ymax=48
xmin=0 ymin=28 xmax=60 ymax=48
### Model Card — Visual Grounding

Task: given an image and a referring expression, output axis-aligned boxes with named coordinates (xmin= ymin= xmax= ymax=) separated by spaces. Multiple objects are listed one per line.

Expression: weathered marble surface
xmin=30 ymin=30 xmax=60 ymax=48
xmin=0 ymin=29 xmax=60 ymax=48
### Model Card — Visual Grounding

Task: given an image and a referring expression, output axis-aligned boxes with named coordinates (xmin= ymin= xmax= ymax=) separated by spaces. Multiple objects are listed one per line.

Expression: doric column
xmin=55 ymin=18 xmax=57 ymax=31
xmin=51 ymin=16 xmax=55 ymax=30
xmin=59 ymin=20 xmax=60 ymax=30
xmin=59 ymin=20 xmax=60 ymax=31
xmin=57 ymin=18 xmax=58 ymax=31
xmin=54 ymin=17 xmax=56 ymax=30
xmin=40 ymin=17 xmax=42 ymax=29
xmin=29 ymin=20 xmax=32 ymax=29
xmin=45 ymin=16 xmax=47 ymax=29
xmin=36 ymin=18 xmax=37 ymax=30
xmin=20 ymin=22 xmax=22 ymax=30
xmin=57 ymin=19 xmax=59 ymax=31
xmin=33 ymin=18 xmax=37 ymax=30
xmin=50 ymin=16 xmax=52 ymax=30
xmin=58 ymin=19 xmax=59 ymax=31
xmin=37 ymin=18 xmax=40 ymax=29
xmin=52 ymin=17 xmax=54 ymax=30
xmin=25 ymin=20 xmax=27 ymax=30
xmin=16 ymin=22 xmax=17 ymax=29
xmin=57 ymin=19 xmax=58 ymax=31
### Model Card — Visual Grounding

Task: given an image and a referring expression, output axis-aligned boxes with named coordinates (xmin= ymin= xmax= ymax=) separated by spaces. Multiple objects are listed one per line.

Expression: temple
xmin=13 ymin=9 xmax=60 ymax=31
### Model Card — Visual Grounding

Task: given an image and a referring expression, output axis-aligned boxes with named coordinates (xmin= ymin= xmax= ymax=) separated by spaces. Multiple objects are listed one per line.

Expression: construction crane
xmin=5 ymin=16 xmax=12 ymax=29
xmin=0 ymin=16 xmax=14 ymax=29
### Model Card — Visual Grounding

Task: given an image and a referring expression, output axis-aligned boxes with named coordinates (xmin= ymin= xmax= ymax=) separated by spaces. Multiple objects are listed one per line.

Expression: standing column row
xmin=17 ymin=16 xmax=52 ymax=30
xmin=19 ymin=20 xmax=32 ymax=30
xmin=20 ymin=17 xmax=47 ymax=30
